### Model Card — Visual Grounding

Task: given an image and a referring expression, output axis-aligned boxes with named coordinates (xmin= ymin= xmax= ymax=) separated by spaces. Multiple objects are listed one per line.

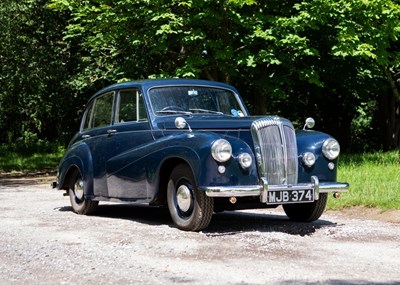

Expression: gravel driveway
xmin=0 ymin=176 xmax=399 ymax=285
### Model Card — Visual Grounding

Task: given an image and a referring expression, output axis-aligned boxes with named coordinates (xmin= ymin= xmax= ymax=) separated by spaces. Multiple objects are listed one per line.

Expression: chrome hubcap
xmin=74 ymin=179 xmax=84 ymax=200
xmin=176 ymin=185 xmax=192 ymax=213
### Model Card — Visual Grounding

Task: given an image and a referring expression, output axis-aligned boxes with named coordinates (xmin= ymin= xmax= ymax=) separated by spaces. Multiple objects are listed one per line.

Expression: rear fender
xmin=57 ymin=142 xmax=94 ymax=197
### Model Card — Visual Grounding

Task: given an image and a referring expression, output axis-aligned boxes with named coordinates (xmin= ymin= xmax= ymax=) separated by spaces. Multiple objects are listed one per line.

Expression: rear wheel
xmin=69 ymin=171 xmax=98 ymax=215
xmin=167 ymin=163 xmax=213 ymax=231
xmin=283 ymin=193 xmax=328 ymax=222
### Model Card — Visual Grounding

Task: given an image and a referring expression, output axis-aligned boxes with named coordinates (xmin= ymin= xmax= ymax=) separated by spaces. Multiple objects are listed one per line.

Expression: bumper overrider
xmin=203 ymin=176 xmax=349 ymax=205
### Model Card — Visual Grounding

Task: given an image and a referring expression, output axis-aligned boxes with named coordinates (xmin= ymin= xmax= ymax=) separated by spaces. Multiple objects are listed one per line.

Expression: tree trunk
xmin=380 ymin=67 xmax=400 ymax=150
xmin=252 ymin=90 xmax=268 ymax=115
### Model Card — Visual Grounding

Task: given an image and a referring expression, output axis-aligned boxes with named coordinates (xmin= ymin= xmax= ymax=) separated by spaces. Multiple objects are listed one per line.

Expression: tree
xmin=48 ymin=0 xmax=400 ymax=150
xmin=0 ymin=0 xmax=82 ymax=148
xmin=1 ymin=0 xmax=399 ymax=151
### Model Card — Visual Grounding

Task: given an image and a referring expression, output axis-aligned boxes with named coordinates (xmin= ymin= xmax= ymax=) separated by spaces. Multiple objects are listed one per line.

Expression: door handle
xmin=82 ymin=135 xmax=91 ymax=139
xmin=107 ymin=129 xmax=117 ymax=136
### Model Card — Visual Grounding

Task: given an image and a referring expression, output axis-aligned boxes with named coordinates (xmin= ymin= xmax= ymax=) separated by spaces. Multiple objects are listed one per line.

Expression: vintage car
xmin=53 ymin=79 xmax=349 ymax=231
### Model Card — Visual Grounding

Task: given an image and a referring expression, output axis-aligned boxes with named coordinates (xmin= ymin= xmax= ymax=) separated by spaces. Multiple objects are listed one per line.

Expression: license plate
xmin=267 ymin=189 xmax=314 ymax=205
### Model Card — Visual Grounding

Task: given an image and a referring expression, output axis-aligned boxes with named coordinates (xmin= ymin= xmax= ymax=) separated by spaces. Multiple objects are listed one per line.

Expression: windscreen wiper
xmin=189 ymin=108 xmax=223 ymax=114
xmin=156 ymin=110 xmax=193 ymax=115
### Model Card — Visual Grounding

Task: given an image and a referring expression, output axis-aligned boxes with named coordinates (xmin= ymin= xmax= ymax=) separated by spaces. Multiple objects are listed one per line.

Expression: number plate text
xmin=267 ymin=189 xmax=314 ymax=205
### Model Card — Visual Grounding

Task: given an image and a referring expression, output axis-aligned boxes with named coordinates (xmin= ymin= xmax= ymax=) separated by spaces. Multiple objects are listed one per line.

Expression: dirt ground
xmin=1 ymin=174 xmax=400 ymax=285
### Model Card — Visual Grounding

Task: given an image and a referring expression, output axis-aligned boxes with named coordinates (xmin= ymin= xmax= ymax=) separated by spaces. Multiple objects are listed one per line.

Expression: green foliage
xmin=0 ymin=0 xmax=84 ymax=146
xmin=328 ymin=151 xmax=400 ymax=210
xmin=0 ymin=144 xmax=64 ymax=172
xmin=45 ymin=0 xmax=400 ymax=150
xmin=1 ymin=0 xmax=400 ymax=151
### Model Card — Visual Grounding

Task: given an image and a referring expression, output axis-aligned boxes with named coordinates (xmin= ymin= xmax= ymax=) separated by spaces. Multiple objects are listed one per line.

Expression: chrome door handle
xmin=107 ymin=129 xmax=117 ymax=135
xmin=82 ymin=135 xmax=91 ymax=139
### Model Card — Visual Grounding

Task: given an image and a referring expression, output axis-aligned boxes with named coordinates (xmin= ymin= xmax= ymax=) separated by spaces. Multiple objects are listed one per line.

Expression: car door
xmin=105 ymin=88 xmax=154 ymax=199
xmin=80 ymin=91 xmax=116 ymax=197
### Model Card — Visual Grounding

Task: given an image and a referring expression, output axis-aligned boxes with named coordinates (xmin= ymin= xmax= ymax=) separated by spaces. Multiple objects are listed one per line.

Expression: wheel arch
xmin=152 ymin=158 xmax=195 ymax=206
xmin=59 ymin=165 xmax=80 ymax=191
xmin=57 ymin=142 xmax=95 ymax=197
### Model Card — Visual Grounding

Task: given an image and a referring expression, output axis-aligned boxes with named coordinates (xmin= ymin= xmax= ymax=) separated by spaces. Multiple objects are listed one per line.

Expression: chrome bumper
xmin=203 ymin=176 xmax=349 ymax=202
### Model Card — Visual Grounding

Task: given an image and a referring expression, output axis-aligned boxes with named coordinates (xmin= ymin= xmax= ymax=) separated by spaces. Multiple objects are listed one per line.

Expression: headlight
xmin=302 ymin=152 xmax=316 ymax=167
xmin=211 ymin=139 xmax=232 ymax=162
xmin=238 ymin=153 xmax=252 ymax=169
xmin=322 ymin=138 xmax=340 ymax=160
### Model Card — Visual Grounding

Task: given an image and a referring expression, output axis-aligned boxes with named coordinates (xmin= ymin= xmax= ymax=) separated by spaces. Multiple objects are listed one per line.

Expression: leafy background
xmin=1 ymin=0 xmax=400 ymax=152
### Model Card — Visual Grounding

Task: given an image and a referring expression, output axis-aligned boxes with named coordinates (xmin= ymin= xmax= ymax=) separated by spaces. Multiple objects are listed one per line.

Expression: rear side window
xmin=82 ymin=91 xmax=115 ymax=130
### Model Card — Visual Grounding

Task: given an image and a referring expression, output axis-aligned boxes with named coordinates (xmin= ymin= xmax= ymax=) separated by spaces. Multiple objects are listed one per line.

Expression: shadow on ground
xmin=57 ymin=203 xmax=337 ymax=236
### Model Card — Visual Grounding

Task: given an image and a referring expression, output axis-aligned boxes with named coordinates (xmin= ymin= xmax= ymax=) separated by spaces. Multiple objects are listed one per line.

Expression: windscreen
xmin=148 ymin=86 xmax=246 ymax=116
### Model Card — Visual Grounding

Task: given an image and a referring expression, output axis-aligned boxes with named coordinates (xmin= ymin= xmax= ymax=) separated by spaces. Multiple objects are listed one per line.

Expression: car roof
xmin=92 ymin=78 xmax=238 ymax=98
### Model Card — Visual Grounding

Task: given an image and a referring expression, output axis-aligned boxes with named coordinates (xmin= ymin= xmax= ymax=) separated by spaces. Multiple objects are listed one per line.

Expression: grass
xmin=327 ymin=150 xmax=400 ymax=210
xmin=0 ymin=145 xmax=64 ymax=174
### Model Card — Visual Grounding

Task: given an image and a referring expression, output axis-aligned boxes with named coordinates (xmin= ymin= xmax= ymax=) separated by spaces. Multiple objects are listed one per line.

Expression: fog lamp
xmin=238 ymin=153 xmax=252 ymax=169
xmin=302 ymin=152 xmax=316 ymax=167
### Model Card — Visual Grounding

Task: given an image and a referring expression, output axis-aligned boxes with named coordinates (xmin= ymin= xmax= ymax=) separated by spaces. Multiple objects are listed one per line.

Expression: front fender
xmin=296 ymin=130 xmax=338 ymax=182
xmin=106 ymin=133 xmax=203 ymax=195
xmin=195 ymin=135 xmax=259 ymax=188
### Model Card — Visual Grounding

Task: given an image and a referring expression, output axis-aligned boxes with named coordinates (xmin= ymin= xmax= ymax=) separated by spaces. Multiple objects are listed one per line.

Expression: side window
xmin=116 ymin=89 xmax=147 ymax=123
xmin=92 ymin=92 xmax=114 ymax=128
xmin=82 ymin=91 xmax=114 ymax=130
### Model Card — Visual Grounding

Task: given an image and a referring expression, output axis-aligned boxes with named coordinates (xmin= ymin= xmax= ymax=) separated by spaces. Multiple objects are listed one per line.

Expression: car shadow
xmin=205 ymin=210 xmax=337 ymax=237
xmin=57 ymin=203 xmax=172 ymax=226
xmin=56 ymin=203 xmax=337 ymax=236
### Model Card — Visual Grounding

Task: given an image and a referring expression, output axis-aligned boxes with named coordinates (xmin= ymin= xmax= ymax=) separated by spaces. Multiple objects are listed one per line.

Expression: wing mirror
xmin=175 ymin=117 xmax=192 ymax=132
xmin=303 ymin=117 xmax=315 ymax=130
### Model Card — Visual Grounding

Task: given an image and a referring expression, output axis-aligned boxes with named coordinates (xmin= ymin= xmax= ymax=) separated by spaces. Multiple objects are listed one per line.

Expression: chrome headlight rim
xmin=211 ymin=139 xmax=232 ymax=162
xmin=322 ymin=138 xmax=340 ymax=160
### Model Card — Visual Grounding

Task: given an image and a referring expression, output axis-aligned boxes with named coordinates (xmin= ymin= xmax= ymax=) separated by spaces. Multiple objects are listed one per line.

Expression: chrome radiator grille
xmin=251 ymin=117 xmax=298 ymax=185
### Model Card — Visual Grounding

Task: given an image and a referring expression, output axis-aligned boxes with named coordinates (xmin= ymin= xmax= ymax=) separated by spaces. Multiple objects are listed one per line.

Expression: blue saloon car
xmin=53 ymin=79 xmax=349 ymax=231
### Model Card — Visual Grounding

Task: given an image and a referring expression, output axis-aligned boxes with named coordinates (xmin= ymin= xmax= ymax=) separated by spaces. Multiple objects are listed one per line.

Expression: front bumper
xmin=203 ymin=175 xmax=349 ymax=203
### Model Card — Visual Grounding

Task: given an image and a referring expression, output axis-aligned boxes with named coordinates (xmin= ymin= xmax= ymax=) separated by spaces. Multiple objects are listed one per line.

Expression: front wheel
xmin=69 ymin=172 xmax=98 ymax=215
xmin=167 ymin=163 xmax=213 ymax=231
xmin=283 ymin=193 xmax=328 ymax=222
